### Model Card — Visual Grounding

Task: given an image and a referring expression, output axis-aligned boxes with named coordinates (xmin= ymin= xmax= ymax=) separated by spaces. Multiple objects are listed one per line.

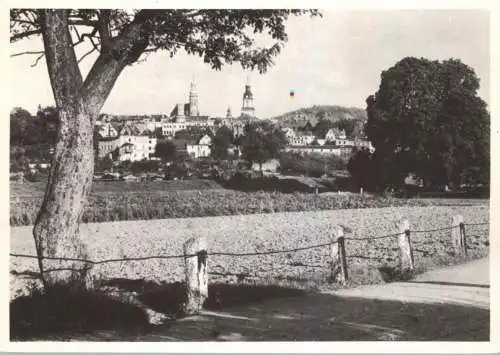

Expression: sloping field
xmin=10 ymin=204 xmax=489 ymax=299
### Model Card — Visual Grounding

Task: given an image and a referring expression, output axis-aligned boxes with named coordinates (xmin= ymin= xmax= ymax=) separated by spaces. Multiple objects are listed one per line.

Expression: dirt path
xmin=328 ymin=257 xmax=489 ymax=310
xmin=51 ymin=258 xmax=489 ymax=341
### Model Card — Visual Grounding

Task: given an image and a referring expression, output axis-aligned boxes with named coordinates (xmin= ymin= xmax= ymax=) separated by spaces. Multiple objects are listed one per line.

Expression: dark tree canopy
xmin=240 ymin=121 xmax=287 ymax=170
xmin=11 ymin=9 xmax=320 ymax=73
xmin=211 ymin=125 xmax=235 ymax=160
xmin=10 ymin=106 xmax=58 ymax=147
xmin=365 ymin=57 xmax=489 ymax=189
xmin=154 ymin=139 xmax=177 ymax=161
xmin=347 ymin=148 xmax=375 ymax=190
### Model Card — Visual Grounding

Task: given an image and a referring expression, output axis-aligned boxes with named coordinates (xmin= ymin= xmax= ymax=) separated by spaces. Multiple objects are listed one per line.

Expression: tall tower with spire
xmin=241 ymin=77 xmax=255 ymax=117
xmin=188 ymin=76 xmax=199 ymax=117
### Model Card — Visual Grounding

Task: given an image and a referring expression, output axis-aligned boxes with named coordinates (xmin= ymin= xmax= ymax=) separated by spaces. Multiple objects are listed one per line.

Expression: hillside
xmin=270 ymin=105 xmax=367 ymax=128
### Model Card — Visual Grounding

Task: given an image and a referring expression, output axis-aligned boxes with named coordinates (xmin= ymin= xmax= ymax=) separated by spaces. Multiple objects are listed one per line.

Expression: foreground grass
xmin=10 ymin=180 xmax=488 ymax=226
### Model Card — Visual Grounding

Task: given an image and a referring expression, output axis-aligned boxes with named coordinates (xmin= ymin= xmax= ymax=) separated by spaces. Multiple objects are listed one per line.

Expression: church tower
xmin=188 ymin=77 xmax=199 ymax=117
xmin=226 ymin=106 xmax=232 ymax=119
xmin=241 ymin=77 xmax=255 ymax=117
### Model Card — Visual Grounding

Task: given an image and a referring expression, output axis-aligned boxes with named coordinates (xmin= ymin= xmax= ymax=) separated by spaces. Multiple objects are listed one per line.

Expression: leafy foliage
xmin=347 ymin=148 xmax=375 ymax=190
xmin=174 ymin=127 xmax=210 ymax=140
xmin=280 ymin=152 xmax=346 ymax=177
xmin=240 ymin=122 xmax=287 ymax=170
xmin=211 ymin=126 xmax=235 ymax=160
xmin=365 ymin=57 xmax=490 ymax=189
xmin=10 ymin=106 xmax=58 ymax=170
xmin=154 ymin=139 xmax=177 ymax=161
xmin=95 ymin=155 xmax=114 ymax=172
xmin=11 ymin=9 xmax=320 ymax=73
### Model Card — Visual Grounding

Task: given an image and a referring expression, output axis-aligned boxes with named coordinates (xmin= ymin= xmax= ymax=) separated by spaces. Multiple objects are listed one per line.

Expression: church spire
xmin=188 ymin=75 xmax=199 ymax=116
xmin=241 ymin=78 xmax=255 ymax=117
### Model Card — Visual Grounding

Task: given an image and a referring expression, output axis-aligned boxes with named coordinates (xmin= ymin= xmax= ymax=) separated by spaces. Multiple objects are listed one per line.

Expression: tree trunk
xmin=33 ymin=10 xmax=149 ymax=288
xmin=33 ymin=104 xmax=96 ymax=287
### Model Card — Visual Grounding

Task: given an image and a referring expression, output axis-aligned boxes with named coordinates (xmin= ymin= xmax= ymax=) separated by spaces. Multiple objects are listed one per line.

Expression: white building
xmin=118 ymin=135 xmax=157 ymax=161
xmin=96 ymin=122 xmax=119 ymax=138
xmin=289 ymin=132 xmax=315 ymax=146
xmin=325 ymin=128 xmax=346 ymax=142
xmin=186 ymin=134 xmax=212 ymax=158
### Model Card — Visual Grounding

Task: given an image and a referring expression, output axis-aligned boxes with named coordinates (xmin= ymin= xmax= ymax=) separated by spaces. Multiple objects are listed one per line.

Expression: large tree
xmin=154 ymin=139 xmax=177 ymax=162
xmin=211 ymin=125 xmax=235 ymax=160
xmin=365 ymin=57 xmax=490 ymax=189
xmin=10 ymin=9 xmax=319 ymax=287
xmin=240 ymin=121 xmax=287 ymax=172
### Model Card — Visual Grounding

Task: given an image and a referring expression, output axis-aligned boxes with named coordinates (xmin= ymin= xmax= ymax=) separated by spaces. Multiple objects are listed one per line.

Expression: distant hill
xmin=270 ymin=105 xmax=367 ymax=128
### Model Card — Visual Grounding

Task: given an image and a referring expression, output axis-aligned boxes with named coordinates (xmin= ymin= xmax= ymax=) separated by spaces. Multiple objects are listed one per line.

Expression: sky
xmin=9 ymin=10 xmax=490 ymax=119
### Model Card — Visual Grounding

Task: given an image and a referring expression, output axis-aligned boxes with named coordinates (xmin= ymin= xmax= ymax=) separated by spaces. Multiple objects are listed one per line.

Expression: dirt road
xmin=329 ymin=257 xmax=489 ymax=310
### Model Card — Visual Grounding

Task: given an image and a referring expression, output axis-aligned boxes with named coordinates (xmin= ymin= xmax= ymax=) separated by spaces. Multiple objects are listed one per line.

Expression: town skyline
xmin=10 ymin=10 xmax=490 ymax=119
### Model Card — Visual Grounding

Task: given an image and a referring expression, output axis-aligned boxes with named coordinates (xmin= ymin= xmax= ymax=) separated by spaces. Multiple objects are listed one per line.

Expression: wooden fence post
xmin=398 ymin=219 xmax=414 ymax=273
xmin=461 ymin=220 xmax=467 ymax=257
xmin=183 ymin=236 xmax=208 ymax=315
xmin=330 ymin=226 xmax=348 ymax=283
xmin=452 ymin=215 xmax=467 ymax=256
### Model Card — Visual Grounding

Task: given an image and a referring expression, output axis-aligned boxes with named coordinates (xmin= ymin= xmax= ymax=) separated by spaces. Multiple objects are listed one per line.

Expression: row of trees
xmin=10 ymin=106 xmax=59 ymax=172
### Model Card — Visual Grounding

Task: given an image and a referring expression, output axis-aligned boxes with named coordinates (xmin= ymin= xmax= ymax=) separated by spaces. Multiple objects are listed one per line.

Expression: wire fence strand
xmin=464 ymin=222 xmax=489 ymax=227
xmin=9 ymin=221 xmax=489 ymax=265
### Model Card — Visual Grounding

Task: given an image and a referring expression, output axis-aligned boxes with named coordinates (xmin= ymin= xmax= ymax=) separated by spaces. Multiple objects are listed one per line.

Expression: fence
xmin=10 ymin=215 xmax=489 ymax=315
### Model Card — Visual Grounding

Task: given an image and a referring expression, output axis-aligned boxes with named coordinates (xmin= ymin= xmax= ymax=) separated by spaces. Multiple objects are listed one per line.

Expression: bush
xmin=279 ymin=152 xmax=346 ymax=177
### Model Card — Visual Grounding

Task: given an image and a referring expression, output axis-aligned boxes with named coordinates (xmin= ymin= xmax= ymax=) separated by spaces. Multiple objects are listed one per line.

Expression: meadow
xmin=11 ymin=205 xmax=490 ymax=300
xmin=9 ymin=180 xmax=488 ymax=226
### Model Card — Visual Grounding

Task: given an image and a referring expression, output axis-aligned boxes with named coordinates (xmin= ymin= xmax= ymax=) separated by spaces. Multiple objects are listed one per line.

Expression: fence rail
xmin=10 ymin=221 xmax=489 ymax=264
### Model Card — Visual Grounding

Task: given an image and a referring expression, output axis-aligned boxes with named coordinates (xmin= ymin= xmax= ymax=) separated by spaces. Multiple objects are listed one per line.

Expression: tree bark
xmin=33 ymin=10 xmax=149 ymax=287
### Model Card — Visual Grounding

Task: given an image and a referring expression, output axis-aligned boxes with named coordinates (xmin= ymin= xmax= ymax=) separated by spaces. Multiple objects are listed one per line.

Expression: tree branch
xmin=10 ymin=29 xmax=42 ymax=42
xmin=184 ymin=10 xmax=203 ymax=18
xmin=40 ymin=10 xmax=83 ymax=107
xmin=81 ymin=10 xmax=151 ymax=112
xmin=10 ymin=50 xmax=45 ymax=57
xmin=68 ymin=19 xmax=99 ymax=27
xmin=71 ymin=26 xmax=99 ymax=50
xmin=31 ymin=53 xmax=45 ymax=67
xmin=97 ymin=10 xmax=112 ymax=50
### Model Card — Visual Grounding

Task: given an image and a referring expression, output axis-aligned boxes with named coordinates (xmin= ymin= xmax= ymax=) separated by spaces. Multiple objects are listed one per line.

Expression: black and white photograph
xmin=5 ymin=1 xmax=496 ymax=348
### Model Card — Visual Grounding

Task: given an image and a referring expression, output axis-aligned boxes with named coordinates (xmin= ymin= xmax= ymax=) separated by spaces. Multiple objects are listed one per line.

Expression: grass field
xmin=9 ymin=180 xmax=489 ymax=226
xmin=10 ymin=204 xmax=489 ymax=299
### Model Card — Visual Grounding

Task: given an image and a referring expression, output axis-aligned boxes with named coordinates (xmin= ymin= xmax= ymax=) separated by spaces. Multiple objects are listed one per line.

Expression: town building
xmin=118 ymin=135 xmax=158 ymax=161
xmin=186 ymin=134 xmax=212 ymax=158
xmin=241 ymin=78 xmax=255 ymax=117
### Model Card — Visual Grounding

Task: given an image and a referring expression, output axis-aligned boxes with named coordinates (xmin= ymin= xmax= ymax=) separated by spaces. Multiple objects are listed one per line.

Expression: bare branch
xmin=184 ymin=10 xmax=203 ymax=18
xmin=98 ymin=9 xmax=112 ymax=50
xmin=10 ymin=29 xmax=42 ymax=42
xmin=31 ymin=53 xmax=45 ymax=67
xmin=11 ymin=50 xmax=45 ymax=58
xmin=71 ymin=26 xmax=99 ymax=49
xmin=12 ymin=19 xmax=37 ymax=26
xmin=67 ymin=19 xmax=99 ymax=27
